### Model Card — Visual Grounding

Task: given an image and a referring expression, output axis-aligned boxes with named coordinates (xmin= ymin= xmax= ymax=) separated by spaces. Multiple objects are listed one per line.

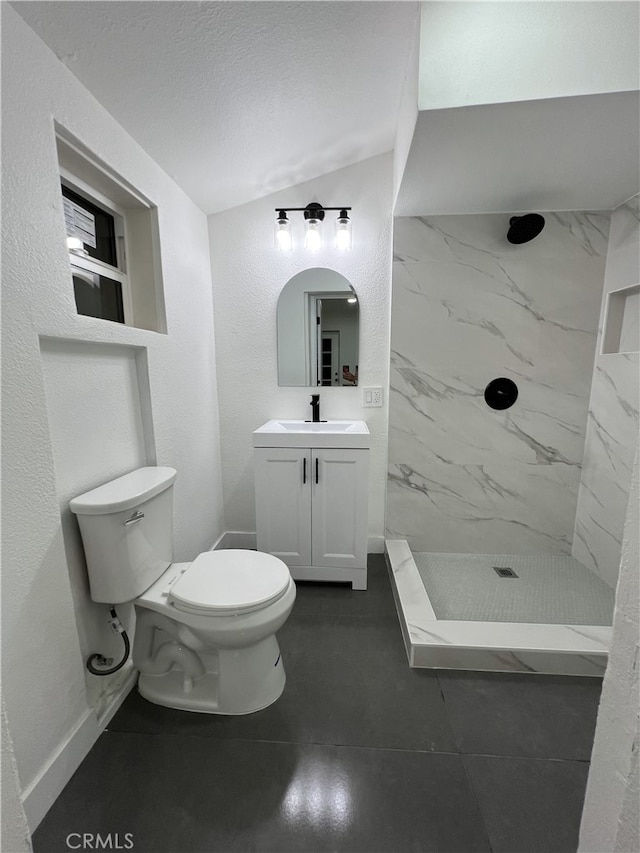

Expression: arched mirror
xmin=277 ymin=268 xmax=359 ymax=387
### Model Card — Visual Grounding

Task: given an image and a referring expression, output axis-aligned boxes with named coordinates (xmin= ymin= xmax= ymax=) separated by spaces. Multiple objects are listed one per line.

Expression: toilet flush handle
xmin=124 ymin=510 xmax=145 ymax=525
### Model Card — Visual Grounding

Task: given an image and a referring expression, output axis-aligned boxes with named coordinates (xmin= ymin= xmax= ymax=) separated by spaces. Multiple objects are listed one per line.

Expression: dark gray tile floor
xmin=33 ymin=555 xmax=603 ymax=853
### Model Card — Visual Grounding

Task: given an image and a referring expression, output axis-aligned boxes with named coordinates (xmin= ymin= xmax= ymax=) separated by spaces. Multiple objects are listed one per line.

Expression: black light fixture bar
xmin=274 ymin=207 xmax=352 ymax=212
xmin=274 ymin=203 xmax=353 ymax=252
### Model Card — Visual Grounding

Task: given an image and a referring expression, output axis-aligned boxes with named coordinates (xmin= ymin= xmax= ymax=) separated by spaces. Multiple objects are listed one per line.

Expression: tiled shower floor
xmin=414 ymin=552 xmax=615 ymax=625
xmin=32 ymin=556 xmax=601 ymax=853
xmin=386 ymin=540 xmax=611 ymax=674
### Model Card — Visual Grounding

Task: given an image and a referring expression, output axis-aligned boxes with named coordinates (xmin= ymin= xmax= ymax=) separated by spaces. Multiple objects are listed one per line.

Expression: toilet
xmin=70 ymin=466 xmax=296 ymax=715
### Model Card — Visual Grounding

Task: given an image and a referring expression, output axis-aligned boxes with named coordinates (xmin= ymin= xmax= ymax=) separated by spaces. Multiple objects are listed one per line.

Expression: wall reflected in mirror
xmin=277 ymin=268 xmax=359 ymax=387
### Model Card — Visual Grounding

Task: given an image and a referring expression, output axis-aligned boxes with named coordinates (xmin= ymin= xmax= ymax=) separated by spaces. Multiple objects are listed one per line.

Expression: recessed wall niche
xmin=56 ymin=126 xmax=167 ymax=333
xmin=39 ymin=336 xmax=154 ymax=715
xmin=602 ymin=284 xmax=640 ymax=354
xmin=39 ymin=337 xmax=153 ymax=483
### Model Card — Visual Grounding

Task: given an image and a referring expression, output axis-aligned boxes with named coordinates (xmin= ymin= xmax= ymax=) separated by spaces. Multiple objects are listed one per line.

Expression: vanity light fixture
xmin=274 ymin=203 xmax=352 ymax=252
xmin=274 ymin=210 xmax=292 ymax=252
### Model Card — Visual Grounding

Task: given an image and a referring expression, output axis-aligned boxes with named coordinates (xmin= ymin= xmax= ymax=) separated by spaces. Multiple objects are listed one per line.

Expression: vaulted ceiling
xmin=13 ymin=1 xmax=419 ymax=214
xmin=12 ymin=1 xmax=639 ymax=218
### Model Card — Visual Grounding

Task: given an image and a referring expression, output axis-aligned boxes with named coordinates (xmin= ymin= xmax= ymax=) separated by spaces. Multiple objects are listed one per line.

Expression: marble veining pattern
xmin=573 ymin=198 xmax=640 ymax=587
xmin=388 ymin=211 xmax=610 ymax=553
xmin=388 ymin=456 xmax=580 ymax=555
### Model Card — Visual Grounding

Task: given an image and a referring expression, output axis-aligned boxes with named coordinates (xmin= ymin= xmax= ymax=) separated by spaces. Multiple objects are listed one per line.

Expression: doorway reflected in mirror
xmin=277 ymin=269 xmax=359 ymax=387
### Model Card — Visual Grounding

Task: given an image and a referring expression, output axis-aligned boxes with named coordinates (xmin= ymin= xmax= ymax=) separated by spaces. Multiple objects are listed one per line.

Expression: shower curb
xmin=385 ymin=539 xmax=610 ymax=676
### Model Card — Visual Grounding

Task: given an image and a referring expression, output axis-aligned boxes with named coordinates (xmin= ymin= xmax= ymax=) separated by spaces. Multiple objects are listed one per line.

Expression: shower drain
xmin=493 ymin=566 xmax=519 ymax=578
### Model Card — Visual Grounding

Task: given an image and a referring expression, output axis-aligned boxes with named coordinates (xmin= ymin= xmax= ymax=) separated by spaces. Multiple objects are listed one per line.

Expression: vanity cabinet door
xmin=255 ymin=448 xmax=312 ymax=565
xmin=311 ymin=448 xmax=369 ymax=569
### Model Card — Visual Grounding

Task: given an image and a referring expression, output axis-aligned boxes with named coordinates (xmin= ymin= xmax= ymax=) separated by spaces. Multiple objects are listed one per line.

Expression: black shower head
xmin=507 ymin=213 xmax=545 ymax=244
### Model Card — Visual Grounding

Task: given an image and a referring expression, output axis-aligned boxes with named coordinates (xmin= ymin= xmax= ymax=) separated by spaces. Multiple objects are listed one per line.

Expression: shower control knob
xmin=484 ymin=377 xmax=518 ymax=410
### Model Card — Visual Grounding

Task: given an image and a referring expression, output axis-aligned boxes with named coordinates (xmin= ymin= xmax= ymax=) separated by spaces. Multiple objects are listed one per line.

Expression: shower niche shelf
xmin=602 ymin=284 xmax=640 ymax=354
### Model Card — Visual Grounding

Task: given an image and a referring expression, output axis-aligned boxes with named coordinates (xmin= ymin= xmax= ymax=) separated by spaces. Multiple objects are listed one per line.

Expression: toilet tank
xmin=70 ymin=467 xmax=178 ymax=604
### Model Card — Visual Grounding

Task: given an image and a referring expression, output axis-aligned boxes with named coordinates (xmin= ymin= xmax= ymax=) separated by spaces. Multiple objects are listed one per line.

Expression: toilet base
xmin=137 ymin=635 xmax=286 ymax=715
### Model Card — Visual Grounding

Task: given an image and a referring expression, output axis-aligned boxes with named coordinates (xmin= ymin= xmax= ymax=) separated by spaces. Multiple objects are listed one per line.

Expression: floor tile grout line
xmin=103 ymin=727 xmax=593 ymax=763
xmin=103 ymin=728 xmax=465 ymax=755
xmin=435 ymin=668 xmax=470 ymax=757
xmin=460 ymin=753 xmax=593 ymax=765
xmin=459 ymin=752 xmax=495 ymax=853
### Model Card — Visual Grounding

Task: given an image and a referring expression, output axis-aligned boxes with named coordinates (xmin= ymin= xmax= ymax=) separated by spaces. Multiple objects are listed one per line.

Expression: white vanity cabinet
xmin=253 ymin=421 xmax=370 ymax=590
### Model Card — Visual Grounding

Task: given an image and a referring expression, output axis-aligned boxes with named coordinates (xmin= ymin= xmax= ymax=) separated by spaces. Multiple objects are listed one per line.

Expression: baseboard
xmin=97 ymin=668 xmax=138 ymax=729
xmin=211 ymin=531 xmax=257 ymax=551
xmin=21 ymin=670 xmax=137 ymax=832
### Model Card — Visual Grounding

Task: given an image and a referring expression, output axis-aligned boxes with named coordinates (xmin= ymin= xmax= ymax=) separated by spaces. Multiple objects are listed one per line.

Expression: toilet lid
xmin=169 ymin=550 xmax=291 ymax=615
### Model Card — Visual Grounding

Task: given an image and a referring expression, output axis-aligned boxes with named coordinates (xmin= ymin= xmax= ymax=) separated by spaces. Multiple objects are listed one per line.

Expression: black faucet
xmin=309 ymin=394 xmax=321 ymax=423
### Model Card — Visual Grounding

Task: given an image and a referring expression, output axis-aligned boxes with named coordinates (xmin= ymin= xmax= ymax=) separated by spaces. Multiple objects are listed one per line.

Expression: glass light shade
xmin=304 ymin=219 xmax=322 ymax=252
xmin=274 ymin=214 xmax=292 ymax=252
xmin=334 ymin=212 xmax=352 ymax=251
xmin=66 ymin=236 xmax=85 ymax=253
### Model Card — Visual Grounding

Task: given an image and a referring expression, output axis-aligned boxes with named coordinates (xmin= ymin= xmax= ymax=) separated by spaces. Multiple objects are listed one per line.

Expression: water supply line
xmin=86 ymin=606 xmax=131 ymax=676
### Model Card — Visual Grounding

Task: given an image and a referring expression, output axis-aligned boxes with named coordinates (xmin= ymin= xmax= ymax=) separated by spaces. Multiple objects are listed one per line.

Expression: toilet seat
xmin=169 ymin=550 xmax=291 ymax=616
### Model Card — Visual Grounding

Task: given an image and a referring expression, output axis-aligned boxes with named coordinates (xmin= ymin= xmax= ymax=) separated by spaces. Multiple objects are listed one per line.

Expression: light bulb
xmin=304 ymin=220 xmax=322 ymax=252
xmin=274 ymin=211 xmax=292 ymax=252
xmin=276 ymin=226 xmax=292 ymax=252
xmin=67 ymin=236 xmax=86 ymax=254
xmin=334 ymin=210 xmax=352 ymax=251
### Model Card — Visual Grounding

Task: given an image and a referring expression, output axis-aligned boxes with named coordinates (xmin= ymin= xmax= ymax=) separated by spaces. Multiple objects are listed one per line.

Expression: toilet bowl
xmin=133 ymin=551 xmax=296 ymax=714
xmin=70 ymin=467 xmax=296 ymax=715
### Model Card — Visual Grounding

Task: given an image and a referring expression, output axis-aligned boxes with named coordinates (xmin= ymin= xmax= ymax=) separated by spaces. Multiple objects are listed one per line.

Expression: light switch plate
xmin=363 ymin=387 xmax=383 ymax=407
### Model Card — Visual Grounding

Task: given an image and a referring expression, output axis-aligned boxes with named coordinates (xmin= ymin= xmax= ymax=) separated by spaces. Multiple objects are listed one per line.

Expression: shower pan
xmin=384 ymin=209 xmax=633 ymax=677
xmin=385 ymin=540 xmax=612 ymax=676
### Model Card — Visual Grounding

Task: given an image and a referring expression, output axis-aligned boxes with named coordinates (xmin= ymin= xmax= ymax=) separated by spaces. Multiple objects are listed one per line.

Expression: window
xmin=56 ymin=128 xmax=167 ymax=332
xmin=61 ymin=178 xmax=131 ymax=324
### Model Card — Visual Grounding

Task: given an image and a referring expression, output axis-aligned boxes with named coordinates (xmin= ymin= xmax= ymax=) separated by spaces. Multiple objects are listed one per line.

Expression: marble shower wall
xmin=388 ymin=212 xmax=610 ymax=555
xmin=573 ymin=197 xmax=640 ymax=588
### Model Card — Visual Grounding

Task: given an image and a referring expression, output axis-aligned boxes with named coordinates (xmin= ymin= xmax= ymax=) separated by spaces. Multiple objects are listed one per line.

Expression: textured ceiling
xmin=13 ymin=1 xmax=418 ymax=215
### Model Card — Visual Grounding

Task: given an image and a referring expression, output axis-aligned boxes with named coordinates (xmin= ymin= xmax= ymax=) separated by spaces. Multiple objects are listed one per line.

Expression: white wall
xmin=392 ymin=12 xmax=420 ymax=206
xmin=1 ymin=4 xmax=224 ymax=830
xmin=574 ymin=197 xmax=640 ymax=587
xmin=419 ymin=1 xmax=640 ymax=111
xmin=579 ymin=449 xmax=640 ymax=852
xmin=209 ymin=154 xmax=393 ymax=544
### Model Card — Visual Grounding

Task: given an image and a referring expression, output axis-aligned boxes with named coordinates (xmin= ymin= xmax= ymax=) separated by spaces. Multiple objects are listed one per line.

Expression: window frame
xmin=60 ymin=166 xmax=134 ymax=325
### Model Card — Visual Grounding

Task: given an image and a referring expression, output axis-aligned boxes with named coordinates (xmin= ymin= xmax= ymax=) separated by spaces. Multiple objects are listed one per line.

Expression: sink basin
xmin=253 ymin=419 xmax=370 ymax=448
